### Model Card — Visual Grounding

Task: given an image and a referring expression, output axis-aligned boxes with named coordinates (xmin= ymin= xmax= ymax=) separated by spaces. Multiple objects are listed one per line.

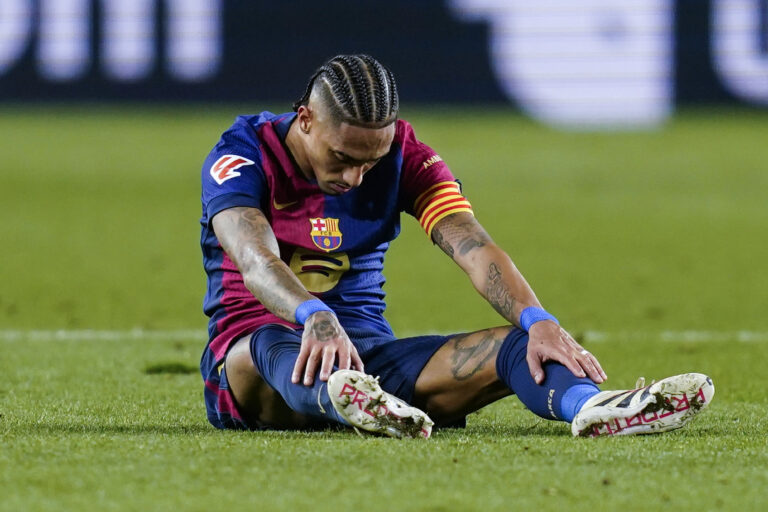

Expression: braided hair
xmin=293 ymin=55 xmax=399 ymax=127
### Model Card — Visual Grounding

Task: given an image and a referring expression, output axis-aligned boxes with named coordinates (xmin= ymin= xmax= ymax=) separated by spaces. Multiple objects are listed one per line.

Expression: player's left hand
xmin=526 ymin=321 xmax=607 ymax=385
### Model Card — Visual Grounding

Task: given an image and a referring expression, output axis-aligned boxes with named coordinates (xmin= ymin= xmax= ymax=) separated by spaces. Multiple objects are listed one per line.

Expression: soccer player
xmin=199 ymin=54 xmax=713 ymax=438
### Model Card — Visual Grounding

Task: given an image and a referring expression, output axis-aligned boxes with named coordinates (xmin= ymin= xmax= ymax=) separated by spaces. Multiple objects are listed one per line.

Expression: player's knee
xmin=225 ymin=338 xmax=257 ymax=385
xmin=226 ymin=333 xmax=313 ymax=429
xmin=248 ymin=325 xmax=303 ymax=377
xmin=225 ymin=337 xmax=268 ymax=420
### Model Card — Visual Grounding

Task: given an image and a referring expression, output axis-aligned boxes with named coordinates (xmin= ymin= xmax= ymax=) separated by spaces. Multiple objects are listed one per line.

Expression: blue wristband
xmin=295 ymin=299 xmax=334 ymax=324
xmin=519 ymin=306 xmax=559 ymax=332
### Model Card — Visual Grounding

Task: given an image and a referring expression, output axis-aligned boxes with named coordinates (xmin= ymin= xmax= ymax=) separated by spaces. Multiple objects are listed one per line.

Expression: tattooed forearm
xmin=431 ymin=213 xmax=538 ymax=326
xmin=486 ymin=262 xmax=516 ymax=320
xmin=450 ymin=332 xmax=504 ymax=381
xmin=243 ymin=260 xmax=305 ymax=320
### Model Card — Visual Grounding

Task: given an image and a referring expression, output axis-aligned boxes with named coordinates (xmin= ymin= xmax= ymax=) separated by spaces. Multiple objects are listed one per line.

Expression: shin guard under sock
xmin=495 ymin=328 xmax=599 ymax=421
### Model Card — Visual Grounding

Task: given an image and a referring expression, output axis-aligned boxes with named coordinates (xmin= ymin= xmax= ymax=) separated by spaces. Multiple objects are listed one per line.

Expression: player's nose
xmin=342 ymin=165 xmax=366 ymax=187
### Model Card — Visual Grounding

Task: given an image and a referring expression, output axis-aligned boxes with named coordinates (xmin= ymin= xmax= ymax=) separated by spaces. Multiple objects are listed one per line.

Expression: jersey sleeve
xmin=397 ymin=120 xmax=473 ymax=238
xmin=201 ymin=120 xmax=269 ymax=227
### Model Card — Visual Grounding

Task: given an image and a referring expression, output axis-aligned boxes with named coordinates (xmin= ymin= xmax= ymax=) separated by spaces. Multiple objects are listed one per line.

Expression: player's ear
xmin=297 ymin=105 xmax=312 ymax=134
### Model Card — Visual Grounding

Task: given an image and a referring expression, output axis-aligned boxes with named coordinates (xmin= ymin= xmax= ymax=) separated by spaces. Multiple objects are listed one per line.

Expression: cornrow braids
xmin=293 ymin=54 xmax=399 ymax=127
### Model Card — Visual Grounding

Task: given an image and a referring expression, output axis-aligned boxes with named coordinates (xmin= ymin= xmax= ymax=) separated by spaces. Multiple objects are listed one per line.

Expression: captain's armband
xmin=413 ymin=181 xmax=473 ymax=238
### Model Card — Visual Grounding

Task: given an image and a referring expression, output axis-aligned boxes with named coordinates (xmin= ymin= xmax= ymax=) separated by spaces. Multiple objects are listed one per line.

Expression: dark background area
xmin=0 ymin=0 xmax=764 ymax=106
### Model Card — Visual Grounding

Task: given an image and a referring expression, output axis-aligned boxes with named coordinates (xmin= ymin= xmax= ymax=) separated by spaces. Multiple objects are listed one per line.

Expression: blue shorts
xmin=209 ymin=324 xmax=455 ymax=430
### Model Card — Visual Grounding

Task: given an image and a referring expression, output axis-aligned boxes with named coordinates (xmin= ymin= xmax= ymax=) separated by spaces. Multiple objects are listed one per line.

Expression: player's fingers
xmin=319 ymin=346 xmax=336 ymax=382
xmin=576 ymin=349 xmax=604 ymax=384
xmin=560 ymin=328 xmax=582 ymax=351
xmin=292 ymin=344 xmax=311 ymax=384
xmin=336 ymin=343 xmax=351 ymax=372
xmin=555 ymin=330 xmax=588 ymax=379
xmin=553 ymin=346 xmax=586 ymax=380
xmin=350 ymin=345 xmax=365 ymax=373
xmin=527 ymin=352 xmax=545 ymax=385
xmin=303 ymin=348 xmax=322 ymax=386
xmin=566 ymin=328 xmax=607 ymax=381
xmin=587 ymin=351 xmax=607 ymax=382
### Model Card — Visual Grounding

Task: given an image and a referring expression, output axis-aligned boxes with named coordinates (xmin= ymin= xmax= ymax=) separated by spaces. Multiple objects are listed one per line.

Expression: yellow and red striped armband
xmin=413 ymin=181 xmax=473 ymax=238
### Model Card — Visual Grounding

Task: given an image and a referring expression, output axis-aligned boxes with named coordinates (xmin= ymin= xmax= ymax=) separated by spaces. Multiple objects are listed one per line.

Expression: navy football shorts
xmin=210 ymin=324 xmax=455 ymax=430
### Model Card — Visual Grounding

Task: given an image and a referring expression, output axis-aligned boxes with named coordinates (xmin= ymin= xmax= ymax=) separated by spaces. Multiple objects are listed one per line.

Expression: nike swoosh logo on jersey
xmin=273 ymin=198 xmax=299 ymax=210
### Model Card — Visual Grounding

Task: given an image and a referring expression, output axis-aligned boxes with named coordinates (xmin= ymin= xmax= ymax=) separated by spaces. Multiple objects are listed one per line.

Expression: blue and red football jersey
xmin=199 ymin=112 xmax=472 ymax=424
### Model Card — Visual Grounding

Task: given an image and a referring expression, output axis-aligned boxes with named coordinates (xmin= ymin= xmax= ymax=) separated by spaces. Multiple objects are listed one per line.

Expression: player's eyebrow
xmin=332 ymin=149 xmax=386 ymax=164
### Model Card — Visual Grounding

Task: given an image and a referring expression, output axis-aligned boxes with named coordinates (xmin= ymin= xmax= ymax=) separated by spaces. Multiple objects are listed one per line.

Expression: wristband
xmin=295 ymin=299 xmax=334 ymax=324
xmin=519 ymin=306 xmax=559 ymax=332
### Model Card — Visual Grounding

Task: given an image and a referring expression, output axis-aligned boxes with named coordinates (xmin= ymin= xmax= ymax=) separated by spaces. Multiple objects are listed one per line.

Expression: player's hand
xmin=525 ymin=321 xmax=607 ymax=385
xmin=292 ymin=311 xmax=364 ymax=386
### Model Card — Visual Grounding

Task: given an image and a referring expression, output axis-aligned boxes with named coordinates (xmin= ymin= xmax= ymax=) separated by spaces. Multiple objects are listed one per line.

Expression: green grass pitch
xmin=1 ymin=105 xmax=767 ymax=511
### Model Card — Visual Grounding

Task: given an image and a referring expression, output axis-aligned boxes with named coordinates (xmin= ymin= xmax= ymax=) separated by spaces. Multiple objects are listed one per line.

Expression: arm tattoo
xmin=432 ymin=215 xmax=492 ymax=260
xmin=456 ymin=234 xmax=485 ymax=256
xmin=233 ymin=207 xmax=278 ymax=256
xmin=433 ymin=215 xmax=491 ymax=259
xmin=450 ymin=332 xmax=504 ymax=381
xmin=213 ymin=207 xmax=308 ymax=321
xmin=433 ymin=213 xmax=523 ymax=325
xmin=486 ymin=262 xmax=516 ymax=320
xmin=432 ymin=227 xmax=454 ymax=258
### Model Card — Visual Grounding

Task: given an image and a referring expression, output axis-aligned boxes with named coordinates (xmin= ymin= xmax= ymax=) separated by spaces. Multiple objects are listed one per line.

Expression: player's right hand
xmin=292 ymin=311 xmax=364 ymax=386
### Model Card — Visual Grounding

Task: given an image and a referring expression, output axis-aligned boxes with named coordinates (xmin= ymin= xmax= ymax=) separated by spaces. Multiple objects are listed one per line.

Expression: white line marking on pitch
xmin=0 ymin=329 xmax=767 ymax=343
xmin=581 ymin=330 xmax=768 ymax=343
xmin=0 ymin=328 xmax=207 ymax=342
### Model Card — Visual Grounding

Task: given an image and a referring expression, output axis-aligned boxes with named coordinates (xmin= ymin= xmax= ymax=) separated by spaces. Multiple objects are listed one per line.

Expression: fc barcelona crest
xmin=309 ymin=217 xmax=342 ymax=252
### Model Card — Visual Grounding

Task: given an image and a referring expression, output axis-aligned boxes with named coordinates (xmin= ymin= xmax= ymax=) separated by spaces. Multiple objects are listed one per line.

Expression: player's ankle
xmin=560 ymin=384 xmax=601 ymax=422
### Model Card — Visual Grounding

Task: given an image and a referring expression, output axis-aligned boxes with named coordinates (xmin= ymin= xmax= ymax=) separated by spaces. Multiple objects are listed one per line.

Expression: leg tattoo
xmin=450 ymin=331 xmax=505 ymax=381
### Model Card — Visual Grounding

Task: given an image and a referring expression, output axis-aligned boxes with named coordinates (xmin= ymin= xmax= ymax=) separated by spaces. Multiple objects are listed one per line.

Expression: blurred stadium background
xmin=2 ymin=0 xmax=767 ymax=118
xmin=2 ymin=2 xmax=767 ymax=511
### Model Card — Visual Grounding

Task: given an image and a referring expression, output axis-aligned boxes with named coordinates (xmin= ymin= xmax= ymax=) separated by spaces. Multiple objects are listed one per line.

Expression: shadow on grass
xmin=459 ymin=422 xmax=571 ymax=438
xmin=144 ymin=362 xmax=198 ymax=375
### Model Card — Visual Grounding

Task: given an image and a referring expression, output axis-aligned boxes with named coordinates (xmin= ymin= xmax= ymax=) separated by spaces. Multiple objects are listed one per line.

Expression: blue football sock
xmin=249 ymin=327 xmax=348 ymax=425
xmin=495 ymin=328 xmax=600 ymax=422
xmin=560 ymin=384 xmax=601 ymax=422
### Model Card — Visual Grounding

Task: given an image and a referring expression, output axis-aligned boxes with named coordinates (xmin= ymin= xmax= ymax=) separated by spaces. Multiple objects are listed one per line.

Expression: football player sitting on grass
xmin=198 ymin=54 xmax=714 ymax=438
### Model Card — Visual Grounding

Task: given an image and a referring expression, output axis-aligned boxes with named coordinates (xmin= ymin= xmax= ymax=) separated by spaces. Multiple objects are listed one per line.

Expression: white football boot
xmin=327 ymin=369 xmax=434 ymax=439
xmin=571 ymin=373 xmax=714 ymax=437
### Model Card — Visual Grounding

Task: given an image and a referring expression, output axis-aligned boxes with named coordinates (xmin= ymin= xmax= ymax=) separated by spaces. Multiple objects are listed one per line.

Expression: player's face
xmin=299 ymin=106 xmax=395 ymax=195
